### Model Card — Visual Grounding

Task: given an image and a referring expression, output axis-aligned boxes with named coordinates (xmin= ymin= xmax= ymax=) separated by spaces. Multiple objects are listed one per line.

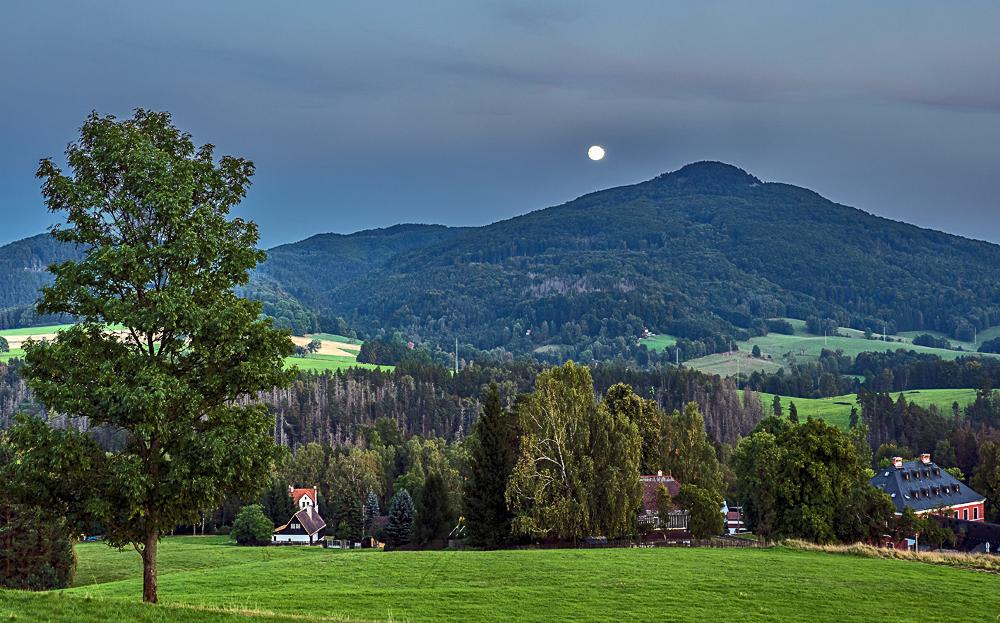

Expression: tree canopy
xmin=8 ymin=110 xmax=293 ymax=603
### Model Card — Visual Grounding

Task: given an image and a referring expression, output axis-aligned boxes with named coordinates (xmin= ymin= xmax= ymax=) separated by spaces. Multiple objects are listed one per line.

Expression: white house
xmin=273 ymin=486 xmax=326 ymax=544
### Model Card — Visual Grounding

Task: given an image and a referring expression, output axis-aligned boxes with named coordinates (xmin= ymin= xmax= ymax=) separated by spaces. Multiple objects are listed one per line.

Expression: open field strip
xmin=0 ymin=325 xmax=389 ymax=374
xmin=1 ymin=536 xmax=997 ymax=622
xmin=757 ymin=388 xmax=980 ymax=429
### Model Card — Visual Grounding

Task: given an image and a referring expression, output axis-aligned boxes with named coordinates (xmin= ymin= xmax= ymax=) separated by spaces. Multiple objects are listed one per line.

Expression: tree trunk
xmin=142 ymin=530 xmax=158 ymax=603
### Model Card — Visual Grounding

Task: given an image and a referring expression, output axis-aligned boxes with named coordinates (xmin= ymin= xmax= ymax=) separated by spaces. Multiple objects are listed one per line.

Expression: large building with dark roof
xmin=870 ymin=454 xmax=986 ymax=522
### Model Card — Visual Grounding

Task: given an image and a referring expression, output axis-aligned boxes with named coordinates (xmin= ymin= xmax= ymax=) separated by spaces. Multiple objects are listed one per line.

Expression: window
xmin=291 ymin=522 xmax=300 ymax=529
xmin=963 ymin=509 xmax=968 ymax=520
xmin=974 ymin=507 xmax=979 ymax=520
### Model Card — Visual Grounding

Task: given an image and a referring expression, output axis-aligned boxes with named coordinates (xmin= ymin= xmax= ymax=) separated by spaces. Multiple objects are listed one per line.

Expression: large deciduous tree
xmin=732 ymin=418 xmax=878 ymax=544
xmin=506 ymin=362 xmax=642 ymax=541
xmin=12 ymin=110 xmax=293 ymax=603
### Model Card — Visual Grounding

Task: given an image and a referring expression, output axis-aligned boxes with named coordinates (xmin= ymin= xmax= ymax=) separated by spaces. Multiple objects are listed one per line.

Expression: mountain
xmin=322 ymin=162 xmax=1000 ymax=360
xmin=0 ymin=233 xmax=81 ymax=328
xmin=4 ymin=162 xmax=1000 ymax=363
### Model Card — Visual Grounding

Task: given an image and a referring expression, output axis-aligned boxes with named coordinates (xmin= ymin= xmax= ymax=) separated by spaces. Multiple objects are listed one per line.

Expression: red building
xmin=870 ymin=454 xmax=986 ymax=522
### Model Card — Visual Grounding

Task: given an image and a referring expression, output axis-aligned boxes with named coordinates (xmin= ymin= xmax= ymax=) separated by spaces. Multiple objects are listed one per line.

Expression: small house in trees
xmin=273 ymin=486 xmax=326 ymax=544
xmin=639 ymin=471 xmax=688 ymax=530
xmin=870 ymin=454 xmax=986 ymax=522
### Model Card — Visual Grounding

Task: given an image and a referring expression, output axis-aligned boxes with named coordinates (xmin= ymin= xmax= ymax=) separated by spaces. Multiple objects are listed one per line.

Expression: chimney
xmin=657 ymin=470 xmax=663 ymax=477
xmin=892 ymin=457 xmax=903 ymax=469
xmin=920 ymin=453 xmax=931 ymax=464
xmin=288 ymin=485 xmax=294 ymax=496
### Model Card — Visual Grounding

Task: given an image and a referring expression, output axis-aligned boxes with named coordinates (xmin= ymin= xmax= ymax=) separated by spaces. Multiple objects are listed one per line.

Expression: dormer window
xmin=903 ymin=472 xmax=909 ymax=481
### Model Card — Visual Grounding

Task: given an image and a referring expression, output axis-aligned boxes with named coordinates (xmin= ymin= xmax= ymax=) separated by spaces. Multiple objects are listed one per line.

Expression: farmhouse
xmin=639 ymin=471 xmax=688 ymax=530
xmin=870 ymin=454 xmax=986 ymax=521
xmin=273 ymin=486 xmax=327 ymax=544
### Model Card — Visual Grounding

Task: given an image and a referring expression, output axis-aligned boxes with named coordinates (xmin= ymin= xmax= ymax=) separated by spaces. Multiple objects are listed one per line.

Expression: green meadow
xmin=1 ymin=536 xmax=997 ymax=622
xmin=757 ymin=388 xmax=980 ymax=429
xmin=656 ymin=318 xmax=1000 ymax=378
xmin=0 ymin=325 xmax=391 ymax=374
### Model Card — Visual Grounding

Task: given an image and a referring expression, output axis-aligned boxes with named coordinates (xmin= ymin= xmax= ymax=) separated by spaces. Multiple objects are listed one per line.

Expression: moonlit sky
xmin=2 ymin=1 xmax=999 ymax=247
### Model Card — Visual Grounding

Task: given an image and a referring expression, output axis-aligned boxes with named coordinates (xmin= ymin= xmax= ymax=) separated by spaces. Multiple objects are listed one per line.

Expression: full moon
xmin=587 ymin=145 xmax=606 ymax=161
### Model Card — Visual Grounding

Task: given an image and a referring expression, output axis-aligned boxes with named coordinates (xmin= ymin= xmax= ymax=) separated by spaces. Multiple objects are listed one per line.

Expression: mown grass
xmin=637 ymin=334 xmax=677 ymax=351
xmin=283 ymin=354 xmax=392 ymax=373
xmin=684 ymin=318 xmax=1000 ymax=378
xmin=3 ymin=536 xmax=997 ymax=622
xmin=757 ymin=388 xmax=980 ymax=429
xmin=0 ymin=348 xmax=25 ymax=363
xmin=306 ymin=333 xmax=363 ymax=346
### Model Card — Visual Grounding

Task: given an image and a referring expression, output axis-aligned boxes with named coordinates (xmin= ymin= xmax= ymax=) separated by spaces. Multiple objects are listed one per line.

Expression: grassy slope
xmin=0 ymin=324 xmax=389 ymax=374
xmin=678 ymin=319 xmax=1000 ymax=377
xmin=3 ymin=536 xmax=997 ymax=622
xmin=637 ymin=334 xmax=676 ymax=350
xmin=757 ymin=388 xmax=980 ymax=429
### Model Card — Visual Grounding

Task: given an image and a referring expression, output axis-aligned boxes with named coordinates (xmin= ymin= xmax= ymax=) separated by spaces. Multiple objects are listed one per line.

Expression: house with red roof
xmin=273 ymin=485 xmax=326 ymax=545
xmin=639 ymin=471 xmax=688 ymax=530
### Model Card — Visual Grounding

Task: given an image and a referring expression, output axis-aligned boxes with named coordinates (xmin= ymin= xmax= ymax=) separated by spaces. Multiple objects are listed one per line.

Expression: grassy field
xmin=757 ymin=388 xmax=980 ymax=429
xmin=637 ymin=333 xmax=676 ymax=351
xmin=0 ymin=325 xmax=391 ymax=374
xmin=1 ymin=536 xmax=997 ymax=622
xmin=680 ymin=318 xmax=1000 ymax=378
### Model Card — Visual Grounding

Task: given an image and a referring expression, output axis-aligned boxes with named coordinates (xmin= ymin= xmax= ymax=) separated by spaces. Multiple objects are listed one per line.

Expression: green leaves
xmin=16 ymin=110 xmax=295 ymax=602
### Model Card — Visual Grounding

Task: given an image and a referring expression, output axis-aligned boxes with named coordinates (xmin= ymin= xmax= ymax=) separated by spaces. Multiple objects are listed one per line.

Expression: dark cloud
xmin=1 ymin=1 xmax=999 ymax=247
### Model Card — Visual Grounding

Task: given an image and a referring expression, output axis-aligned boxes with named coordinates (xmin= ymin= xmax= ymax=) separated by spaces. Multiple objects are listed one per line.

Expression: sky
xmin=2 ymin=1 xmax=999 ymax=248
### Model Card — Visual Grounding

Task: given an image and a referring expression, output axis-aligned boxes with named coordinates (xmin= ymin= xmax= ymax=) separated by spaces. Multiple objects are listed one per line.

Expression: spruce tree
xmin=789 ymin=402 xmax=799 ymax=424
xmin=260 ymin=479 xmax=295 ymax=526
xmin=417 ymin=472 xmax=452 ymax=545
xmin=463 ymin=384 xmax=516 ymax=548
xmin=384 ymin=490 xmax=416 ymax=549
xmin=362 ymin=490 xmax=380 ymax=537
xmin=772 ymin=395 xmax=783 ymax=417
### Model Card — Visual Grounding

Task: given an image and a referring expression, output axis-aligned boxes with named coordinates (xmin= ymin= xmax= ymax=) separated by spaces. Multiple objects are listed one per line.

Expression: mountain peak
xmin=651 ymin=161 xmax=762 ymax=193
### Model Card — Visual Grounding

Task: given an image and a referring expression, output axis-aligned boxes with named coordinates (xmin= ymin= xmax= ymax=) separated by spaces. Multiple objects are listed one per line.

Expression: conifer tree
xmin=363 ymin=491 xmax=380 ymax=537
xmin=416 ymin=472 xmax=452 ymax=545
xmin=384 ymin=490 xmax=416 ymax=549
xmin=464 ymin=384 xmax=516 ymax=548
xmin=789 ymin=402 xmax=799 ymax=424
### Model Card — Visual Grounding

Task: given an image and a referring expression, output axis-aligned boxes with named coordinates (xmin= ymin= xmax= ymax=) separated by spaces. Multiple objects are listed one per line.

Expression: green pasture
xmin=1 ymin=536 xmax=997 ymax=622
xmin=757 ymin=388 xmax=981 ymax=429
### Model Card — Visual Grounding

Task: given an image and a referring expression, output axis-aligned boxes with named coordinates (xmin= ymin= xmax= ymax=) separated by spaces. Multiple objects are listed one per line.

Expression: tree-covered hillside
xmin=4 ymin=162 xmax=1000 ymax=360
xmin=0 ymin=233 xmax=80 ymax=329
xmin=326 ymin=162 xmax=1000 ymax=357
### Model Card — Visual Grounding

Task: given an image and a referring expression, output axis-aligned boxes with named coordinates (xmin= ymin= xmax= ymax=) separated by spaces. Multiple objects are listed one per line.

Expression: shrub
xmin=0 ymin=504 xmax=77 ymax=590
xmin=766 ymin=319 xmax=795 ymax=335
xmin=231 ymin=504 xmax=274 ymax=545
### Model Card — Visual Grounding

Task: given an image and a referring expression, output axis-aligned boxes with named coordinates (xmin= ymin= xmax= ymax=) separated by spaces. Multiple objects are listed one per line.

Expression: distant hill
xmin=3 ymin=162 xmax=1000 ymax=363
xmin=322 ymin=162 xmax=1000 ymax=359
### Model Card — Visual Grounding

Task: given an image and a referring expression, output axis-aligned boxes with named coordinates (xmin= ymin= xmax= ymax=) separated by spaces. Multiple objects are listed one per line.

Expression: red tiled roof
xmin=639 ymin=474 xmax=680 ymax=514
xmin=290 ymin=487 xmax=316 ymax=505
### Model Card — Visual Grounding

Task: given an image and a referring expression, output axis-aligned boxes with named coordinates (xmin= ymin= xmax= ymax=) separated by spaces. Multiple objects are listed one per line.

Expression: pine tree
xmin=463 ymin=384 xmax=516 ymax=548
xmin=772 ymin=395 xmax=783 ymax=417
xmin=416 ymin=472 xmax=452 ymax=545
xmin=260 ymin=480 xmax=295 ymax=527
xmin=848 ymin=407 xmax=859 ymax=429
xmin=362 ymin=491 xmax=380 ymax=537
xmin=384 ymin=490 xmax=416 ymax=549
xmin=788 ymin=402 xmax=799 ymax=424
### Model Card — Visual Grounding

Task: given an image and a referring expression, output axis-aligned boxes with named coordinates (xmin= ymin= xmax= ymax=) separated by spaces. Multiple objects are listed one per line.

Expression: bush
xmin=230 ymin=504 xmax=274 ymax=545
xmin=979 ymin=337 xmax=1000 ymax=354
xmin=0 ymin=505 xmax=76 ymax=590
xmin=766 ymin=319 xmax=795 ymax=335
xmin=912 ymin=334 xmax=952 ymax=349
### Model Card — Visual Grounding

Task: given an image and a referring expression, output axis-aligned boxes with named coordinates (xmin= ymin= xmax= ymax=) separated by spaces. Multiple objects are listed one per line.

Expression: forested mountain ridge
xmin=3 ymin=161 xmax=1000 ymax=361
xmin=326 ymin=162 xmax=1000 ymax=358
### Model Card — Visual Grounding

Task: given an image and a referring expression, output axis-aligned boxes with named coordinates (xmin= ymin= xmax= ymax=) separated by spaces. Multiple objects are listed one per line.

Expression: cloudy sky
xmin=2 ymin=1 xmax=999 ymax=247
